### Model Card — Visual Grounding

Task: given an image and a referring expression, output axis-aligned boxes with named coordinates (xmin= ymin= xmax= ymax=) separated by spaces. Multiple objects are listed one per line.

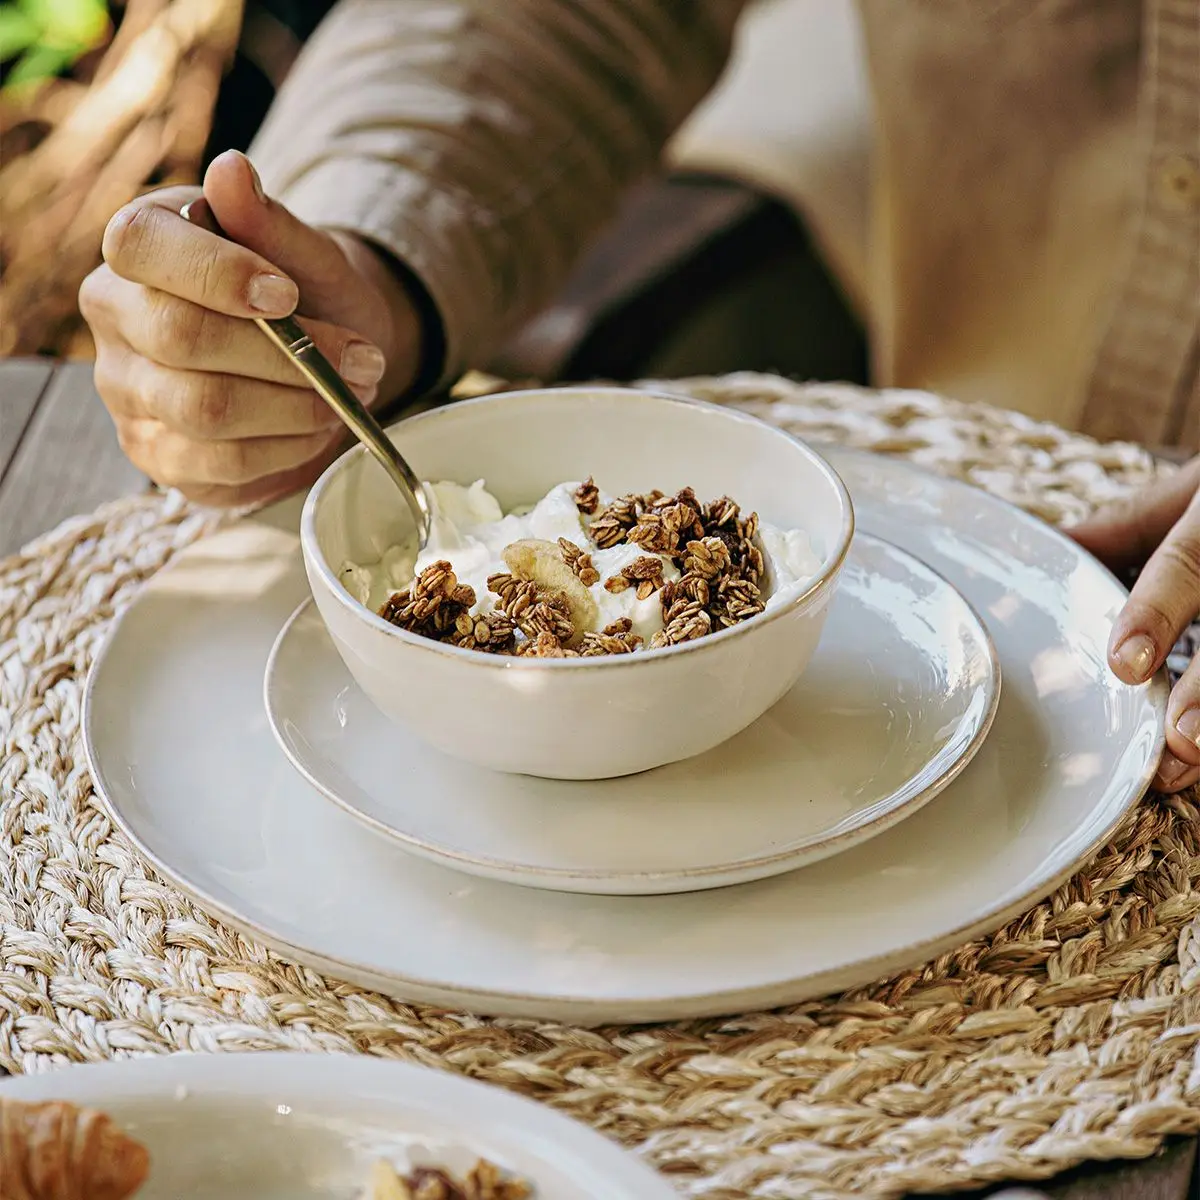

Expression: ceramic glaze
xmin=0 ymin=1053 xmax=670 ymax=1198
xmin=301 ymin=388 xmax=855 ymax=780
xmin=266 ymin=534 xmax=999 ymax=894
xmin=81 ymin=450 xmax=1167 ymax=1024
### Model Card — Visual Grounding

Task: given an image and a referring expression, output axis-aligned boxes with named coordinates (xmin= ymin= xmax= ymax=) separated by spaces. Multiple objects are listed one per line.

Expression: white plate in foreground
xmin=264 ymin=533 xmax=999 ymax=894
xmin=82 ymin=450 xmax=1167 ymax=1023
xmin=0 ymin=1052 xmax=671 ymax=1198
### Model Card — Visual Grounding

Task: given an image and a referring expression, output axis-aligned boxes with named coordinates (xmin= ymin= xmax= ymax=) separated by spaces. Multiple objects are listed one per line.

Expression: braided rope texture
xmin=2 ymin=376 xmax=1198 ymax=1199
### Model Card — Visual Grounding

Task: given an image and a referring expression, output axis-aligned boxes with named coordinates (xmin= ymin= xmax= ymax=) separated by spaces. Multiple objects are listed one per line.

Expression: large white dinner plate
xmin=81 ymin=449 xmax=1167 ymax=1023
xmin=264 ymin=533 xmax=999 ymax=894
xmin=0 ymin=1052 xmax=672 ymax=1198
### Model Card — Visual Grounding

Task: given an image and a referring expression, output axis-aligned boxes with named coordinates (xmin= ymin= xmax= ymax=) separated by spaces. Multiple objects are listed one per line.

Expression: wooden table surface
xmin=0 ymin=357 xmax=1196 ymax=1199
xmin=0 ymin=358 xmax=145 ymax=557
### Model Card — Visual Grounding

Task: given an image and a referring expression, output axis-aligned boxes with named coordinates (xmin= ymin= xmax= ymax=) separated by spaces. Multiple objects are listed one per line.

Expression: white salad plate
xmin=81 ymin=448 xmax=1167 ymax=1024
xmin=264 ymin=533 xmax=1000 ymax=895
xmin=0 ymin=1052 xmax=672 ymax=1199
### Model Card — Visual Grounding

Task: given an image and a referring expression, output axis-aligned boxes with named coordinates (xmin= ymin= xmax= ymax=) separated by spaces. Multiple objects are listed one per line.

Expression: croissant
xmin=0 ymin=1098 xmax=149 ymax=1200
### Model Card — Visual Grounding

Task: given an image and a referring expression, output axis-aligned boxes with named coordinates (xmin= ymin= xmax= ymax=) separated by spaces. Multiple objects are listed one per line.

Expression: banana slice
xmin=502 ymin=538 xmax=599 ymax=636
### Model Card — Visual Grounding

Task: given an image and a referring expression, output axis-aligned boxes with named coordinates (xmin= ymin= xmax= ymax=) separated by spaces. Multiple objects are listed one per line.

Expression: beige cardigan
xmin=250 ymin=0 xmax=1199 ymax=449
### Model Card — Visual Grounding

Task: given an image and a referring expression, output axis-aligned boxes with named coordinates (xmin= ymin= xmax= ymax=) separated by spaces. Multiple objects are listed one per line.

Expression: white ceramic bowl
xmin=301 ymin=387 xmax=854 ymax=779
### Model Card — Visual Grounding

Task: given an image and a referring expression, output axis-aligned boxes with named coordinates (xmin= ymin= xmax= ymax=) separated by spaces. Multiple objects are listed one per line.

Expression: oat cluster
xmin=378 ymin=564 xmax=517 ymax=653
xmin=372 ymin=1158 xmax=530 ymax=1200
xmin=376 ymin=478 xmax=767 ymax=657
xmin=574 ymin=477 xmax=766 ymax=650
xmin=557 ymin=536 xmax=600 ymax=587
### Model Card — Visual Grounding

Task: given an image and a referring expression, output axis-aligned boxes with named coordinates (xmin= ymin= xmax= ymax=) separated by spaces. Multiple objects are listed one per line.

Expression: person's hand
xmin=81 ymin=149 xmax=424 ymax=507
xmin=1070 ymin=456 xmax=1200 ymax=793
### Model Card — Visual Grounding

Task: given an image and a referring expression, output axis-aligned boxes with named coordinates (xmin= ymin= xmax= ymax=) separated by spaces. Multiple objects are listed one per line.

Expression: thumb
xmin=203 ymin=149 xmax=357 ymax=323
xmin=1069 ymin=459 xmax=1200 ymax=572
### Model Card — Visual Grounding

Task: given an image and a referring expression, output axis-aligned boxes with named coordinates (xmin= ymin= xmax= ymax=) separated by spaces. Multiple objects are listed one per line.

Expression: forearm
xmin=249 ymin=0 xmax=743 ymax=389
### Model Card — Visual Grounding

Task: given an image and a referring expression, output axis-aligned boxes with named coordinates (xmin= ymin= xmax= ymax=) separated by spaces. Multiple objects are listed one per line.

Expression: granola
xmin=572 ymin=476 xmax=600 ymax=515
xmin=377 ymin=564 xmax=477 ymax=641
xmin=557 ymin=537 xmax=601 ymax=587
xmin=365 ymin=1156 xmax=531 ymax=1200
xmin=344 ymin=478 xmax=820 ymax=659
xmin=502 ymin=538 xmax=598 ymax=634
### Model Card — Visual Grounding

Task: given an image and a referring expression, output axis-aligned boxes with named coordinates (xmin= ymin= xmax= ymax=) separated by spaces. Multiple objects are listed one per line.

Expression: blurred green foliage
xmin=0 ymin=0 xmax=111 ymax=89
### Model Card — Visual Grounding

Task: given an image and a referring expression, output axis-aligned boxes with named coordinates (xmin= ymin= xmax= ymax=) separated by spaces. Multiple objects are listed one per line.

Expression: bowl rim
xmin=300 ymin=385 xmax=855 ymax=670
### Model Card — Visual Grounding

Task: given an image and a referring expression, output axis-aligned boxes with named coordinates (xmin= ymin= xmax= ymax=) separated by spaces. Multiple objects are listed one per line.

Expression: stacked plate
xmin=266 ymin=528 xmax=999 ymax=894
xmin=84 ymin=432 xmax=1167 ymax=1026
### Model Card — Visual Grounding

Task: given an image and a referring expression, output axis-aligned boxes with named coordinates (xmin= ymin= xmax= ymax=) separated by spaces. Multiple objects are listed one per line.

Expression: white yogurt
xmin=341 ymin=481 xmax=821 ymax=643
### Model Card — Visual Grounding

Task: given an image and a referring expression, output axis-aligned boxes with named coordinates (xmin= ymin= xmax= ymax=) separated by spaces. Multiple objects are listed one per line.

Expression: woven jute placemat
xmin=2 ymin=374 xmax=1198 ymax=1199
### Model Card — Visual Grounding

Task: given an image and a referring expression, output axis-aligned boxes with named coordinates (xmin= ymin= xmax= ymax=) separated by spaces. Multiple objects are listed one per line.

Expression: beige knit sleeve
xmin=248 ymin=0 xmax=743 ymax=385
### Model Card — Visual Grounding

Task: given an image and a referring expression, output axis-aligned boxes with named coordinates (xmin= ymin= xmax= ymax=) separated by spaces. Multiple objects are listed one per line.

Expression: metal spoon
xmin=180 ymin=198 xmax=433 ymax=549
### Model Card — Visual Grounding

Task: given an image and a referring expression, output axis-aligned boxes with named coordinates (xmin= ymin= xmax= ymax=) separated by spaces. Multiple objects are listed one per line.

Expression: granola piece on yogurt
xmin=650 ymin=606 xmax=712 ymax=649
xmin=378 ymin=561 xmax=475 ymax=640
xmin=579 ymin=621 xmax=643 ymax=656
xmin=449 ymin=610 xmax=517 ymax=653
xmin=518 ymin=630 xmax=580 ymax=658
xmin=557 ymin=537 xmax=601 ymax=587
xmin=518 ymin=594 xmax=575 ymax=645
xmin=589 ymin=493 xmax=640 ymax=549
xmin=713 ymin=576 xmax=765 ymax=627
xmin=487 ymin=572 xmax=538 ymax=616
xmin=682 ymin=536 xmax=733 ymax=582
xmin=573 ymin=476 xmax=600 ymax=515
xmin=364 ymin=1156 xmax=531 ymax=1200
xmin=619 ymin=554 xmax=666 ymax=600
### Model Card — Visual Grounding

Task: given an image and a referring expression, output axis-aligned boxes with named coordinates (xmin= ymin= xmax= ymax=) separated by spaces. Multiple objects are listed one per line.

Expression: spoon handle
xmin=180 ymin=198 xmax=431 ymax=545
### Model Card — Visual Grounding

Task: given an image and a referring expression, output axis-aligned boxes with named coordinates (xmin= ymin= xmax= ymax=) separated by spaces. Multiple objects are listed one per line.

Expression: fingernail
xmin=248 ymin=273 xmax=298 ymax=314
xmin=1176 ymin=709 xmax=1200 ymax=749
xmin=341 ymin=342 xmax=386 ymax=385
xmin=240 ymin=152 xmax=267 ymax=203
xmin=1156 ymin=752 xmax=1189 ymax=788
xmin=1113 ymin=634 xmax=1156 ymax=682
